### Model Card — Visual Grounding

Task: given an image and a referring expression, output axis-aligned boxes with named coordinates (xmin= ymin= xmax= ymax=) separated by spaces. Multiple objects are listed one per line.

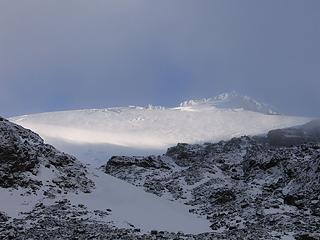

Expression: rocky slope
xmin=0 ymin=117 xmax=212 ymax=239
xmin=0 ymin=116 xmax=94 ymax=194
xmin=103 ymin=121 xmax=320 ymax=239
xmin=267 ymin=119 xmax=320 ymax=147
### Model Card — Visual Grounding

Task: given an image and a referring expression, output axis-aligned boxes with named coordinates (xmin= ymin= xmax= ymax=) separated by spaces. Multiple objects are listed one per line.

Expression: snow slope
xmin=0 ymin=168 xmax=211 ymax=234
xmin=68 ymin=169 xmax=212 ymax=233
xmin=10 ymin=93 xmax=310 ymax=166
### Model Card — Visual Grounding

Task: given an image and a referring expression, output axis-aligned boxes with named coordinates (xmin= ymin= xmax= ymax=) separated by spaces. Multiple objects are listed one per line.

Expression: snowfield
xmin=67 ymin=169 xmax=212 ymax=233
xmin=10 ymin=100 xmax=309 ymax=166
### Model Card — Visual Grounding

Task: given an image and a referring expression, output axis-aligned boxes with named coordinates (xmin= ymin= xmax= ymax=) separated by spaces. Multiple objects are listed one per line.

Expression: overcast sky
xmin=0 ymin=0 xmax=319 ymax=117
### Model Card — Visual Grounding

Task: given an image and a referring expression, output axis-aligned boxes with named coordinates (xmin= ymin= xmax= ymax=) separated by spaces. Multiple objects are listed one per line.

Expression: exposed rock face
xmin=0 ymin=116 xmax=94 ymax=193
xmin=103 ymin=130 xmax=320 ymax=239
xmin=106 ymin=155 xmax=170 ymax=172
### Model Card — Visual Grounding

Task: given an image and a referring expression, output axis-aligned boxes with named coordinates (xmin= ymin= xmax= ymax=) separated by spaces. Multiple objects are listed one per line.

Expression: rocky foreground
xmin=1 ymin=115 xmax=320 ymax=239
xmin=103 ymin=121 xmax=320 ymax=239
xmin=0 ymin=199 xmax=210 ymax=240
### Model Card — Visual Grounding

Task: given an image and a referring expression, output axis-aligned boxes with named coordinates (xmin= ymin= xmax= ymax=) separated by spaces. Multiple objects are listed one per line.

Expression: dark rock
xmin=0 ymin=117 xmax=94 ymax=192
xmin=0 ymin=212 xmax=9 ymax=222
xmin=268 ymin=119 xmax=320 ymax=147
xmin=150 ymin=230 xmax=158 ymax=235
xmin=295 ymin=234 xmax=318 ymax=240
xmin=210 ymin=190 xmax=236 ymax=204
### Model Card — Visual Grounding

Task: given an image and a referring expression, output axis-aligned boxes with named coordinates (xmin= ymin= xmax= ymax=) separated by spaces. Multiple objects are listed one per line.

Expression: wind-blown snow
xmin=10 ymin=99 xmax=309 ymax=166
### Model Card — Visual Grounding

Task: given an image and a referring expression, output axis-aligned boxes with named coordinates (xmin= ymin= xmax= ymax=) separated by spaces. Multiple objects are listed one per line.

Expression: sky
xmin=0 ymin=0 xmax=319 ymax=117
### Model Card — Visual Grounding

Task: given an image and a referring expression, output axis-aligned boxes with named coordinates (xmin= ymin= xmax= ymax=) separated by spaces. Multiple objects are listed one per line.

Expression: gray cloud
xmin=0 ymin=0 xmax=319 ymax=117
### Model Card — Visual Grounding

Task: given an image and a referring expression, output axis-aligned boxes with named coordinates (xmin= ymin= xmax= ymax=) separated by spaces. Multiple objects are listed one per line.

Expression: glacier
xmin=10 ymin=93 xmax=310 ymax=166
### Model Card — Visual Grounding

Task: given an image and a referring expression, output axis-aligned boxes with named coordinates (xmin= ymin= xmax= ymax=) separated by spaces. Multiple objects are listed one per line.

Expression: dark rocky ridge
xmin=103 ymin=121 xmax=320 ymax=239
xmin=0 ymin=116 xmax=94 ymax=193
xmin=265 ymin=119 xmax=320 ymax=147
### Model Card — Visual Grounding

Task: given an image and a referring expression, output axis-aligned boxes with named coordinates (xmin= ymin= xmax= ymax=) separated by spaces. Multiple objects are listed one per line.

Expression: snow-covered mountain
xmin=180 ymin=91 xmax=279 ymax=115
xmin=10 ymin=92 xmax=309 ymax=166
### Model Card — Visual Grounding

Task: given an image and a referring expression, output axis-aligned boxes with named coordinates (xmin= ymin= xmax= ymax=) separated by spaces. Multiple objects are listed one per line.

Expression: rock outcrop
xmin=0 ymin=116 xmax=94 ymax=193
xmin=103 ymin=123 xmax=320 ymax=239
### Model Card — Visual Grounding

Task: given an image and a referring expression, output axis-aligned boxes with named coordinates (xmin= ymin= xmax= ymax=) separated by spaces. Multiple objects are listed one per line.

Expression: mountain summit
xmin=180 ymin=91 xmax=279 ymax=115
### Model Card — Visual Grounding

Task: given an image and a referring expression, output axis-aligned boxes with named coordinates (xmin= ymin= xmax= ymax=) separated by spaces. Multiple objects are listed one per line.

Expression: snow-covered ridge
xmin=180 ymin=91 xmax=279 ymax=115
xmin=10 ymin=93 xmax=310 ymax=165
xmin=103 ymin=133 xmax=320 ymax=239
